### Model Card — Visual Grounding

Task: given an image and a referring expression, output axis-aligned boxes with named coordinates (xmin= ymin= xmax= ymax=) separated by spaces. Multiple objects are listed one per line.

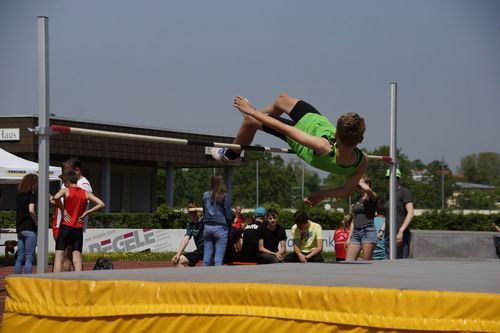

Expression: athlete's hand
xmin=304 ymin=191 xmax=325 ymax=207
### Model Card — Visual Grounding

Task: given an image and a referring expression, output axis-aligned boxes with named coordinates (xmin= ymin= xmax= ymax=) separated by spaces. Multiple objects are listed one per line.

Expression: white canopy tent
xmin=0 ymin=148 xmax=62 ymax=184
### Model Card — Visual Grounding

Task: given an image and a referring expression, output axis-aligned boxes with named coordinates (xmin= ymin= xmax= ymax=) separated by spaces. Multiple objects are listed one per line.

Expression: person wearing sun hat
xmin=382 ymin=168 xmax=414 ymax=259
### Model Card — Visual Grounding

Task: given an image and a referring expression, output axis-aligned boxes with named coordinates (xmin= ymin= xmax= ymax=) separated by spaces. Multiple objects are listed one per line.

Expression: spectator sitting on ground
xmin=232 ymin=205 xmax=245 ymax=233
xmin=171 ymin=203 xmax=204 ymax=267
xmin=223 ymin=223 xmax=243 ymax=264
xmin=256 ymin=208 xmax=287 ymax=264
xmin=239 ymin=207 xmax=267 ymax=263
xmin=285 ymin=211 xmax=324 ymax=263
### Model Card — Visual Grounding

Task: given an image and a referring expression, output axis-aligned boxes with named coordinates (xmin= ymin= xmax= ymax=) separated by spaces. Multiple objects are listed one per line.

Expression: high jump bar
xmin=48 ymin=125 xmax=392 ymax=162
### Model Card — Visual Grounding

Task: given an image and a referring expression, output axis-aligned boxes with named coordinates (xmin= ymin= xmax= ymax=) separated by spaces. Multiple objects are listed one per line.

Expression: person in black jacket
xmin=15 ymin=174 xmax=38 ymax=274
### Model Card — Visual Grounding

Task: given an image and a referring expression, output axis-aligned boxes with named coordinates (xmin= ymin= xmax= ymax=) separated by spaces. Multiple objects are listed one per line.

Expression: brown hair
xmin=341 ymin=214 xmax=353 ymax=228
xmin=17 ymin=174 xmax=38 ymax=193
xmin=336 ymin=112 xmax=365 ymax=148
xmin=267 ymin=208 xmax=279 ymax=219
xmin=293 ymin=210 xmax=309 ymax=224
xmin=60 ymin=170 xmax=78 ymax=185
xmin=210 ymin=175 xmax=226 ymax=203
xmin=376 ymin=197 xmax=386 ymax=215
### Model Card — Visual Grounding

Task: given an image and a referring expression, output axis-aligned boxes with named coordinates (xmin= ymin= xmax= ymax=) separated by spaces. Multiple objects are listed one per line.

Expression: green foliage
xmin=156 ymin=151 xmax=322 ymax=209
xmin=89 ymin=205 xmax=191 ymax=229
xmin=307 ymin=208 xmax=344 ymax=230
xmin=458 ymin=152 xmax=500 ymax=186
xmin=0 ymin=251 xmax=338 ymax=265
xmin=89 ymin=212 xmax=156 ymax=229
xmin=153 ymin=204 xmax=191 ymax=229
xmin=0 ymin=252 xmax=173 ymax=266
xmin=81 ymin=251 xmax=173 ymax=262
xmin=412 ymin=211 xmax=500 ymax=231
xmin=0 ymin=210 xmax=16 ymax=228
xmin=363 ymin=145 xmax=415 ymax=198
xmin=257 ymin=205 xmax=344 ymax=229
xmin=3 ymin=209 xmax=496 ymax=231
xmin=173 ymin=168 xmax=214 ymax=207
xmin=410 ymin=159 xmax=454 ymax=209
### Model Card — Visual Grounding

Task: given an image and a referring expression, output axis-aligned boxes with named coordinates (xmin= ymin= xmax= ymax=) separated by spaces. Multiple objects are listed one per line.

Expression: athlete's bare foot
xmin=233 ymin=96 xmax=255 ymax=115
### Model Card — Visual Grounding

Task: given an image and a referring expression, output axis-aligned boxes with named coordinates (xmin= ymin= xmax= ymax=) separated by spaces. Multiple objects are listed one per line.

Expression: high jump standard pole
xmin=37 ymin=16 xmax=50 ymax=273
xmin=389 ymin=83 xmax=398 ymax=260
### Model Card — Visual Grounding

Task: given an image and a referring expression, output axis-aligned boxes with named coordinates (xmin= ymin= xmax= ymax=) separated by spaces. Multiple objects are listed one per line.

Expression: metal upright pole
xmin=441 ymin=156 xmax=445 ymax=210
xmin=389 ymin=83 xmax=398 ymax=260
xmin=37 ymin=16 xmax=50 ymax=273
xmin=301 ymin=161 xmax=305 ymax=199
xmin=256 ymin=160 xmax=259 ymax=206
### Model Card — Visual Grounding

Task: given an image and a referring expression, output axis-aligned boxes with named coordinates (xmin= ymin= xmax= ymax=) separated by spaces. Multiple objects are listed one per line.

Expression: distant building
xmin=448 ymin=181 xmax=496 ymax=208
xmin=0 ymin=115 xmax=237 ymax=212
xmin=455 ymin=182 xmax=495 ymax=190
xmin=412 ymin=169 xmax=426 ymax=182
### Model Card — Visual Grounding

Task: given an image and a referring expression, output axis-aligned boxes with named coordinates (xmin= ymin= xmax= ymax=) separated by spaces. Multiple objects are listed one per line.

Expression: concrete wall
xmin=411 ymin=230 xmax=499 ymax=259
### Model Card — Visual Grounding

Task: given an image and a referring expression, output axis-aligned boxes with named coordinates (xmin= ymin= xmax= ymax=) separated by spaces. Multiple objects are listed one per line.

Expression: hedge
xmin=1 ymin=206 xmax=499 ymax=232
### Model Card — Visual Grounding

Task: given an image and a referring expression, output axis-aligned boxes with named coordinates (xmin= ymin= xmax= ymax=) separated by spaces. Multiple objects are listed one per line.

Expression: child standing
xmin=53 ymin=170 xmax=105 ymax=272
xmin=333 ymin=214 xmax=352 ymax=262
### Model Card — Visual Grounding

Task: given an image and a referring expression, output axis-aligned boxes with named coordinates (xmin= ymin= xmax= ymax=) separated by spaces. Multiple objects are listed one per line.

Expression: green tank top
xmin=286 ymin=113 xmax=364 ymax=176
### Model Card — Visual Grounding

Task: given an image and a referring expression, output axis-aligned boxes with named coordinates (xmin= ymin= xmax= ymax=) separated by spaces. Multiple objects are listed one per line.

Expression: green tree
xmin=458 ymin=152 xmax=500 ymax=185
xmin=455 ymin=152 xmax=499 ymax=209
xmin=363 ymin=146 xmax=414 ymax=198
xmin=411 ymin=160 xmax=453 ymax=209
xmin=232 ymin=151 xmax=321 ymax=208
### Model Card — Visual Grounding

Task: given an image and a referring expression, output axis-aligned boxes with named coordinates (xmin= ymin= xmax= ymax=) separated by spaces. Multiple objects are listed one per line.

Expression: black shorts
xmin=184 ymin=249 xmax=204 ymax=266
xmin=262 ymin=100 xmax=321 ymax=141
xmin=55 ymin=224 xmax=84 ymax=252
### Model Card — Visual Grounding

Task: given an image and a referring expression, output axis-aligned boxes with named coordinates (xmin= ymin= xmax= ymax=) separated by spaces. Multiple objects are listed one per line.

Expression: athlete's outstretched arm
xmin=304 ymin=156 xmax=368 ymax=206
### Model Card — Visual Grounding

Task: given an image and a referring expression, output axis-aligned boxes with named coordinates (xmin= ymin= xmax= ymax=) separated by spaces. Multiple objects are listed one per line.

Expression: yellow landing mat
xmin=2 ymin=277 xmax=499 ymax=332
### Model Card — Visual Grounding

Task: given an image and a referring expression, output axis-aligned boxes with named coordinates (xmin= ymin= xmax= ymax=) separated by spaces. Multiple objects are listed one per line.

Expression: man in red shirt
xmin=53 ymin=170 xmax=105 ymax=272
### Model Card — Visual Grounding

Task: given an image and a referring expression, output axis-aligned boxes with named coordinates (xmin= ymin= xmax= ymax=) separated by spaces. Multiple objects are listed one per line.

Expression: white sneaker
xmin=211 ymin=148 xmax=242 ymax=166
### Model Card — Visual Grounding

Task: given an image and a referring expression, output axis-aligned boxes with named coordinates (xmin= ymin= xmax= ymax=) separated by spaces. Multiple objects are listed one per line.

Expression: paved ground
xmin=0 ymin=261 xmax=172 ymax=321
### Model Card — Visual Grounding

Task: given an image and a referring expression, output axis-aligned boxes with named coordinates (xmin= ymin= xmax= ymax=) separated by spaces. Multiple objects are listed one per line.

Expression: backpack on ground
xmin=93 ymin=257 xmax=113 ymax=270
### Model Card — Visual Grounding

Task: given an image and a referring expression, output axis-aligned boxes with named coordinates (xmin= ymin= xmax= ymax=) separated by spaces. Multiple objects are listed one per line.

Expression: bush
xmin=257 ymin=203 xmax=344 ymax=229
xmin=152 ymin=204 xmax=191 ymax=229
xmin=0 ymin=211 xmax=16 ymax=228
xmin=88 ymin=212 xmax=157 ymax=229
xmin=412 ymin=211 xmax=500 ymax=231
xmin=2 ymin=208 xmax=499 ymax=231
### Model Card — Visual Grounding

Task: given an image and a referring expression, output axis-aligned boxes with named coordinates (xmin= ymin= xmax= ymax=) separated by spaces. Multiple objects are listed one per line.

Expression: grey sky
xmin=1 ymin=0 xmax=499 ymax=175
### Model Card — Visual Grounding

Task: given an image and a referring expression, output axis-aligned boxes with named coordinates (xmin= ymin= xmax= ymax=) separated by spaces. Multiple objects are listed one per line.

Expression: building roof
xmin=0 ymin=115 xmax=238 ymax=168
